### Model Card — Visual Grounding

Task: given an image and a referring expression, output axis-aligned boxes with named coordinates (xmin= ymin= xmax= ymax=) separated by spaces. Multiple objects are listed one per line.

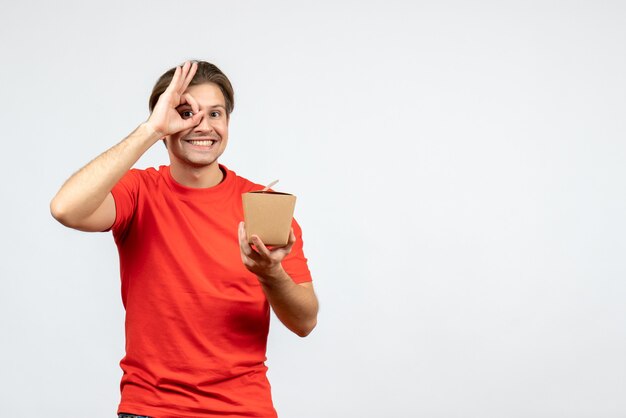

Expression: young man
xmin=50 ymin=61 xmax=318 ymax=418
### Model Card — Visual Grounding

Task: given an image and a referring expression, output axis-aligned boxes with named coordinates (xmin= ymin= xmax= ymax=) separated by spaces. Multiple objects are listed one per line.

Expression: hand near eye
xmin=238 ymin=222 xmax=296 ymax=281
xmin=145 ymin=61 xmax=204 ymax=139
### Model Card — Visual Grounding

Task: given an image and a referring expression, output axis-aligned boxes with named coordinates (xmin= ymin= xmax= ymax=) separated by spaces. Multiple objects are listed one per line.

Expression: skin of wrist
xmin=257 ymin=265 xmax=291 ymax=288
xmin=141 ymin=121 xmax=165 ymax=140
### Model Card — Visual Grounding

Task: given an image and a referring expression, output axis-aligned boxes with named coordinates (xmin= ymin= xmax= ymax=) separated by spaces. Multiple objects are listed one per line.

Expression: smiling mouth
xmin=185 ymin=139 xmax=217 ymax=147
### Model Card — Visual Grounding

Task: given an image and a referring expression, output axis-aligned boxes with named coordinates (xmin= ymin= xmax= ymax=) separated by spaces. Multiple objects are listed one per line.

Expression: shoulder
xmin=113 ymin=166 xmax=167 ymax=198
xmin=124 ymin=165 xmax=167 ymax=185
xmin=222 ymin=165 xmax=264 ymax=193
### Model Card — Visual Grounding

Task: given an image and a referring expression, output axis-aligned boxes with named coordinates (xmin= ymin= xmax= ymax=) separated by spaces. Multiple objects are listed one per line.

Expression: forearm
xmin=50 ymin=123 xmax=160 ymax=224
xmin=258 ymin=268 xmax=318 ymax=337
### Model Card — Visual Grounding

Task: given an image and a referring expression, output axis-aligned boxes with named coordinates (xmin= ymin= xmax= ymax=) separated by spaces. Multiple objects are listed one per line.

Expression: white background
xmin=1 ymin=1 xmax=625 ymax=417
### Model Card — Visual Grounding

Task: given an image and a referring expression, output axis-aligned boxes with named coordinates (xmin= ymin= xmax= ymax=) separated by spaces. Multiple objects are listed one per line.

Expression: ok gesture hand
xmin=145 ymin=61 xmax=204 ymax=138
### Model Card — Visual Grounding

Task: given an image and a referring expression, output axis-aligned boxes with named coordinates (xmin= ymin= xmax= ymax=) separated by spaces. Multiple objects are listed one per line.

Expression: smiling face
xmin=164 ymin=82 xmax=229 ymax=170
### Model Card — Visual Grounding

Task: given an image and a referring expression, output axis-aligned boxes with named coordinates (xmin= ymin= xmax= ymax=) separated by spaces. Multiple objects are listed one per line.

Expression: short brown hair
xmin=148 ymin=60 xmax=235 ymax=117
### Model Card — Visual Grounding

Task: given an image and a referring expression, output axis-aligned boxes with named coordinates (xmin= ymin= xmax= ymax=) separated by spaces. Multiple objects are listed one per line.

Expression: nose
xmin=194 ymin=112 xmax=213 ymax=133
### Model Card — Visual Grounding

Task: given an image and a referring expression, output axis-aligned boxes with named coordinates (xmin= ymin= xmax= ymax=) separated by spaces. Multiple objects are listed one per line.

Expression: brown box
xmin=242 ymin=191 xmax=297 ymax=246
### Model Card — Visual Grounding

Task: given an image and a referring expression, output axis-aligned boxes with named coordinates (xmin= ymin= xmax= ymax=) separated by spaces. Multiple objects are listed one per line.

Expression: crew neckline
xmin=161 ymin=164 xmax=234 ymax=202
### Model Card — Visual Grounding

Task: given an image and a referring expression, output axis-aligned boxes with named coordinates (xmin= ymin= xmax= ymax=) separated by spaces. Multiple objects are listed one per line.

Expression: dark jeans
xmin=118 ymin=414 xmax=151 ymax=418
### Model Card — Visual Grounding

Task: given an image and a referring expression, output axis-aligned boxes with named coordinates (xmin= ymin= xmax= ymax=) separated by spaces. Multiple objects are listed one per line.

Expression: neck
xmin=169 ymin=161 xmax=224 ymax=188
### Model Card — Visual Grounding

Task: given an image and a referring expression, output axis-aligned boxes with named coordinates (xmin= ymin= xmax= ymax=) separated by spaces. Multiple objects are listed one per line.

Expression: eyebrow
xmin=176 ymin=104 xmax=226 ymax=110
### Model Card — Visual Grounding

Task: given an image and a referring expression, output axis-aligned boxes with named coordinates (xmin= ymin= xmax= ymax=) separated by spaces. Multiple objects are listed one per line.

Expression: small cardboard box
xmin=242 ymin=191 xmax=297 ymax=246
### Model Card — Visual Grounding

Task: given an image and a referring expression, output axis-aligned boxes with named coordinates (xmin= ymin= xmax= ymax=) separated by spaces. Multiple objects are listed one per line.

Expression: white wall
xmin=1 ymin=1 xmax=625 ymax=417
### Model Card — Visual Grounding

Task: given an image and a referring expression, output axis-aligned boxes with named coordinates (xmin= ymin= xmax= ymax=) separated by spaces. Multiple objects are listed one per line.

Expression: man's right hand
xmin=145 ymin=61 xmax=205 ymax=139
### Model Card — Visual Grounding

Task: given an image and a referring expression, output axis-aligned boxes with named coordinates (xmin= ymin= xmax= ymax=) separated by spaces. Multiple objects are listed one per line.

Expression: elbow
xmin=295 ymin=318 xmax=317 ymax=338
xmin=49 ymin=197 xmax=76 ymax=228
xmin=50 ymin=197 xmax=67 ymax=224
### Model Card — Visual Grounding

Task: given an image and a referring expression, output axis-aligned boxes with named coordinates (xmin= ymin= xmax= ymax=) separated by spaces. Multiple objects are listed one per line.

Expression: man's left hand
xmin=238 ymin=221 xmax=295 ymax=281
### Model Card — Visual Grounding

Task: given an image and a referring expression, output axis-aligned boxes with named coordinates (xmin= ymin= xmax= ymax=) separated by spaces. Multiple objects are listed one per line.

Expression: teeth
xmin=188 ymin=140 xmax=214 ymax=146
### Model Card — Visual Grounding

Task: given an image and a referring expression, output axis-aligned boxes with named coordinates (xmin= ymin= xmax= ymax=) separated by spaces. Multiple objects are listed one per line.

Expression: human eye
xmin=180 ymin=110 xmax=194 ymax=119
xmin=210 ymin=110 xmax=222 ymax=118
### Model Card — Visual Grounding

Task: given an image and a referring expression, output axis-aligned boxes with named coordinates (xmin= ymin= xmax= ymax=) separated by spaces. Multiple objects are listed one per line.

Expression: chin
xmin=185 ymin=158 xmax=218 ymax=168
xmin=191 ymin=151 xmax=226 ymax=166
